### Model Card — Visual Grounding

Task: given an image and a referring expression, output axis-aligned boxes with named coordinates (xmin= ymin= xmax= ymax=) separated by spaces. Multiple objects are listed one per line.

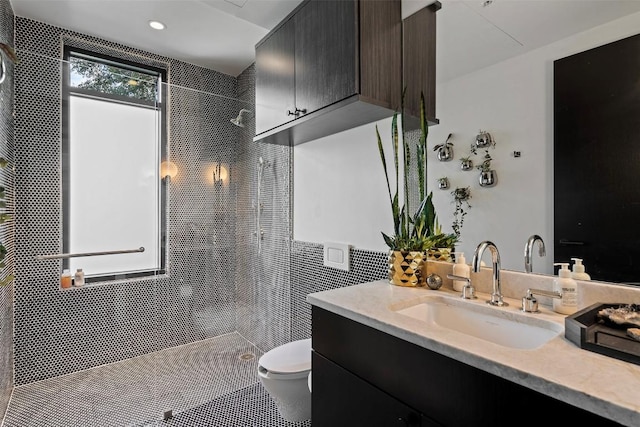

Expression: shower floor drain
xmin=239 ymin=352 xmax=255 ymax=361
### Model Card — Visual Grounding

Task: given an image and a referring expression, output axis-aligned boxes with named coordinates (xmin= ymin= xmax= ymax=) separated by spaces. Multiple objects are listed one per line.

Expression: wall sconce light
xmin=212 ymin=163 xmax=228 ymax=185
xmin=160 ymin=161 xmax=178 ymax=183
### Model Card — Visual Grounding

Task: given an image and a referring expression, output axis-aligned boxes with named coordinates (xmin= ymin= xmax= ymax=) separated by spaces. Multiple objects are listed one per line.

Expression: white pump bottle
xmin=571 ymin=258 xmax=591 ymax=280
xmin=452 ymin=252 xmax=470 ymax=292
xmin=553 ymin=263 xmax=578 ymax=315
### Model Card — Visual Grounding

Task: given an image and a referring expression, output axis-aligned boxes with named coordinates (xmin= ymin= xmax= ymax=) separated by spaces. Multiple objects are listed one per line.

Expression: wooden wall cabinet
xmin=254 ymin=0 xmax=439 ymax=146
xmin=311 ymin=306 xmax=622 ymax=427
xmin=254 ymin=18 xmax=296 ymax=137
xmin=403 ymin=2 xmax=440 ymax=128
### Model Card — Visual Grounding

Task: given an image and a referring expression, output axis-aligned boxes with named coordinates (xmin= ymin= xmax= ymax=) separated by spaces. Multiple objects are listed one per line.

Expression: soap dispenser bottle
xmin=571 ymin=258 xmax=591 ymax=280
xmin=553 ymin=263 xmax=578 ymax=315
xmin=452 ymin=252 xmax=470 ymax=292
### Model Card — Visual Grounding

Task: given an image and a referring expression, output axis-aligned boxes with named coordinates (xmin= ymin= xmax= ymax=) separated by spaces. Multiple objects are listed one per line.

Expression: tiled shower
xmin=0 ymin=0 xmax=15 ymax=420
xmin=0 ymin=1 xmax=389 ymax=425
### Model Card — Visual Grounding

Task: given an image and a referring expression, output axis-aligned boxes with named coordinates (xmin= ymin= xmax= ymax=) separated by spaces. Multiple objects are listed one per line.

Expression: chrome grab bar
xmin=36 ymin=247 xmax=145 ymax=260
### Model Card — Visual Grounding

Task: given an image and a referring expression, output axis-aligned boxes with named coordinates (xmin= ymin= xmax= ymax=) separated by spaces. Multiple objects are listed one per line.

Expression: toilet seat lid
xmin=259 ymin=339 xmax=311 ymax=374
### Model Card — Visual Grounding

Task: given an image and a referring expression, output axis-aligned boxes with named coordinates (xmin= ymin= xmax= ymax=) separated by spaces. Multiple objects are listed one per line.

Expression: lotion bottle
xmin=553 ymin=263 xmax=578 ymax=315
xmin=570 ymin=258 xmax=591 ymax=280
xmin=452 ymin=252 xmax=470 ymax=292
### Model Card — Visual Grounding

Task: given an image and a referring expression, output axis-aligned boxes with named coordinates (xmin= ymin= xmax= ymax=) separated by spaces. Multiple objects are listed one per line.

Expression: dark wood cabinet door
xmin=554 ymin=33 xmax=640 ymax=284
xmin=312 ymin=351 xmax=435 ymax=427
xmin=294 ymin=0 xmax=357 ymax=116
xmin=402 ymin=2 xmax=439 ymax=125
xmin=255 ymin=18 xmax=296 ymax=135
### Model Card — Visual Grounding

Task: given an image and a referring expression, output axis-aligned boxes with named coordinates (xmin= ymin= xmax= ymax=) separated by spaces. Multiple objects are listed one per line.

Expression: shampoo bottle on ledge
xmin=74 ymin=268 xmax=85 ymax=287
xmin=60 ymin=269 xmax=72 ymax=289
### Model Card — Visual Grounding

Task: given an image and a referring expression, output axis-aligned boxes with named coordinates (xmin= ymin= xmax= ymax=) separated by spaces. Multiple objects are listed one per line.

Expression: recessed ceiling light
xmin=149 ymin=20 xmax=166 ymax=30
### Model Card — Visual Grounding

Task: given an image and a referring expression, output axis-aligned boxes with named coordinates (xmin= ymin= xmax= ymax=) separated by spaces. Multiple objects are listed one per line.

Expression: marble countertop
xmin=307 ymin=280 xmax=640 ymax=427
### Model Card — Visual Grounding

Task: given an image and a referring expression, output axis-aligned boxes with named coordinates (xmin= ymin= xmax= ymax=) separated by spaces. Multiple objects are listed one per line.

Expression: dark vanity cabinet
xmin=313 ymin=352 xmax=437 ymax=426
xmin=311 ymin=306 xmax=623 ymax=427
xmin=254 ymin=0 xmax=439 ymax=146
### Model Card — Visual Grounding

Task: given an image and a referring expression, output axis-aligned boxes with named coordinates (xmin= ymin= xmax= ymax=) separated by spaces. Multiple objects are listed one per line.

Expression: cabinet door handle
xmin=287 ymin=108 xmax=307 ymax=117
xmin=558 ymin=239 xmax=585 ymax=246
xmin=396 ymin=415 xmax=421 ymax=426
xmin=397 ymin=413 xmax=421 ymax=426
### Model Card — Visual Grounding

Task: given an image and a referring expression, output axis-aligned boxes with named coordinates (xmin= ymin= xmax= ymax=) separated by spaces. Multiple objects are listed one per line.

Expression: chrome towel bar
xmin=36 ymin=247 xmax=145 ymax=260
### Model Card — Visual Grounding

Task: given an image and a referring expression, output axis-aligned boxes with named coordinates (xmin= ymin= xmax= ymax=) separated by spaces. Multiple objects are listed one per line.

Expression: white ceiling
xmin=9 ymin=0 xmax=305 ymax=76
xmin=437 ymin=0 xmax=640 ymax=82
xmin=10 ymin=0 xmax=640 ymax=80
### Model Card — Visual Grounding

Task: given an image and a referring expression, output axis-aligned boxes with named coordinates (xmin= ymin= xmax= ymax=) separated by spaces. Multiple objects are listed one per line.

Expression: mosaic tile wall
xmin=13 ymin=17 xmax=251 ymax=385
xmin=290 ymin=241 xmax=387 ymax=341
xmin=0 ymin=0 xmax=14 ymax=419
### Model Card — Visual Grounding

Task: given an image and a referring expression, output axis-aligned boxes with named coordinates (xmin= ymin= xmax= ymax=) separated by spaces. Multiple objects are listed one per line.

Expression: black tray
xmin=565 ymin=302 xmax=640 ymax=366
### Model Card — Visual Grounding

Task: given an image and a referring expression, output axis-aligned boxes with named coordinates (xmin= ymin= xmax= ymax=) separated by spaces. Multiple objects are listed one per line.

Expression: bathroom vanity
xmin=308 ymin=276 xmax=640 ymax=426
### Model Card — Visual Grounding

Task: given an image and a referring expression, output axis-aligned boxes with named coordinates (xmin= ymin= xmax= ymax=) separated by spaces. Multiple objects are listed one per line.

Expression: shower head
xmin=231 ymin=109 xmax=252 ymax=128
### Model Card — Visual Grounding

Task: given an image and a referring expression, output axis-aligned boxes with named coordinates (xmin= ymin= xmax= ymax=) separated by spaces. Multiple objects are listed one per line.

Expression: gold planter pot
xmin=388 ymin=250 xmax=427 ymax=287
xmin=427 ymin=247 xmax=453 ymax=263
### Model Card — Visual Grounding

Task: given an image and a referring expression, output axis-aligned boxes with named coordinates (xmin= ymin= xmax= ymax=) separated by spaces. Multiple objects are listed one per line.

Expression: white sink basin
xmin=395 ymin=295 xmax=563 ymax=350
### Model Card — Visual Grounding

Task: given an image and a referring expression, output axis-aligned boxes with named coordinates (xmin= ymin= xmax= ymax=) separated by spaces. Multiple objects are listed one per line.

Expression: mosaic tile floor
xmin=140 ymin=383 xmax=312 ymax=427
xmin=2 ymin=333 xmax=310 ymax=426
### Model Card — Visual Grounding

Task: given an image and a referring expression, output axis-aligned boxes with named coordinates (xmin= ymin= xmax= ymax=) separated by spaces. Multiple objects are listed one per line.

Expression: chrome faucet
xmin=524 ymin=234 xmax=546 ymax=274
xmin=447 ymin=274 xmax=476 ymax=299
xmin=472 ymin=240 xmax=508 ymax=307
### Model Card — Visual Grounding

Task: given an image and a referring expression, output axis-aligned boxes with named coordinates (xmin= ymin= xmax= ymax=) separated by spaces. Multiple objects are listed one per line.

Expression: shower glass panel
xmin=7 ymin=42 xmax=269 ymax=426
xmin=151 ymin=81 xmax=249 ymax=415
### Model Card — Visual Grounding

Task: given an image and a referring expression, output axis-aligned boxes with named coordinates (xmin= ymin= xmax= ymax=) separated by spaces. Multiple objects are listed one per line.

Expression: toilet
xmin=258 ymin=338 xmax=312 ymax=422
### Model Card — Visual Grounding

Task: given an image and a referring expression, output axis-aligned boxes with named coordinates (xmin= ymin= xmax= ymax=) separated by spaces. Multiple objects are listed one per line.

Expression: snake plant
xmin=376 ymin=91 xmax=457 ymax=251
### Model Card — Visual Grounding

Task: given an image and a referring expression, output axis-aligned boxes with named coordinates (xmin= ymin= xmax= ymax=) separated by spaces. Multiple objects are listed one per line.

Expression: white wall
xmin=293 ymin=10 xmax=640 ymax=272
xmin=293 ymin=116 xmax=397 ymax=252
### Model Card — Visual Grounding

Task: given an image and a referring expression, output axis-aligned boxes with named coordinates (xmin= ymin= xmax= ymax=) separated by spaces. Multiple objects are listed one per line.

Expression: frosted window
xmin=63 ymin=48 xmax=165 ymax=282
xmin=68 ymin=96 xmax=161 ymax=277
